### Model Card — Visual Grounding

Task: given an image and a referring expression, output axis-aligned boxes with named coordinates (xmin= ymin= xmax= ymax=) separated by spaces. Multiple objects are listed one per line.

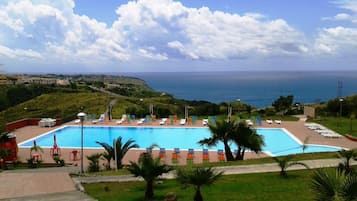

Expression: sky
xmin=1 ymin=0 xmax=357 ymax=73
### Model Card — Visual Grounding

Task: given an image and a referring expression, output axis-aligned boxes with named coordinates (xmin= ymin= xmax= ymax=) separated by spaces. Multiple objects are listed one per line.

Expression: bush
xmin=87 ymin=153 xmax=102 ymax=173
xmin=27 ymin=158 xmax=42 ymax=168
xmin=53 ymin=155 xmax=65 ymax=167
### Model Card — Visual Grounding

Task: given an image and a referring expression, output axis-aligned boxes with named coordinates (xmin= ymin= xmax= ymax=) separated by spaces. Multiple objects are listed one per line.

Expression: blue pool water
xmin=19 ymin=126 xmax=342 ymax=156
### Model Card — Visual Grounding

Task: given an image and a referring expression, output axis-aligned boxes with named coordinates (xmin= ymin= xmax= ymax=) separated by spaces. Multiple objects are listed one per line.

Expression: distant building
xmin=304 ymin=105 xmax=316 ymax=118
xmin=17 ymin=76 xmax=70 ymax=85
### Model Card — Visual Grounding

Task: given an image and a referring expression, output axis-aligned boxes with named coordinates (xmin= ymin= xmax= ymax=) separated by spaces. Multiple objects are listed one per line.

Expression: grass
xmin=83 ymin=152 xmax=338 ymax=176
xmin=310 ymin=116 xmax=357 ymax=137
xmin=83 ymin=169 xmax=315 ymax=201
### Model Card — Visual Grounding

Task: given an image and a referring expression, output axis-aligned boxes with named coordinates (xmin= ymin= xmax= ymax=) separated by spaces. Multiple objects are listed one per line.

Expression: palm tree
xmin=232 ymin=122 xmax=265 ymax=160
xmin=311 ymin=168 xmax=357 ymax=201
xmin=273 ymin=155 xmax=309 ymax=177
xmin=128 ymin=153 xmax=173 ymax=200
xmin=86 ymin=153 xmax=102 ymax=173
xmin=96 ymin=141 xmax=114 ymax=170
xmin=337 ymin=149 xmax=357 ymax=174
xmin=198 ymin=120 xmax=235 ymax=161
xmin=176 ymin=167 xmax=223 ymax=201
xmin=97 ymin=136 xmax=139 ymax=169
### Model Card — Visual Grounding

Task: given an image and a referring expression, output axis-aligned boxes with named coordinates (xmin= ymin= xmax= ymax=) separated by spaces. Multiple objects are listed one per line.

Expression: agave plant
xmin=311 ymin=168 xmax=357 ymax=201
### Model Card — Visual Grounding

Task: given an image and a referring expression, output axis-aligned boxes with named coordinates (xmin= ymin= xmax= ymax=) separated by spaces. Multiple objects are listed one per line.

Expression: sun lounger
xmin=274 ymin=120 xmax=282 ymax=124
xmin=217 ymin=149 xmax=225 ymax=162
xmin=159 ymin=148 xmax=166 ymax=161
xmin=246 ymin=119 xmax=253 ymax=126
xmin=159 ymin=118 xmax=167 ymax=125
xmin=187 ymin=148 xmax=194 ymax=163
xmin=137 ymin=118 xmax=146 ymax=125
xmin=116 ymin=115 xmax=127 ymax=124
xmin=38 ymin=118 xmax=56 ymax=127
xmin=74 ymin=119 xmax=81 ymax=124
xmin=202 ymin=119 xmax=208 ymax=126
xmin=266 ymin=119 xmax=273 ymax=124
xmin=180 ymin=119 xmax=186 ymax=125
xmin=172 ymin=148 xmax=180 ymax=164
xmin=202 ymin=149 xmax=209 ymax=162
xmin=92 ymin=114 xmax=105 ymax=124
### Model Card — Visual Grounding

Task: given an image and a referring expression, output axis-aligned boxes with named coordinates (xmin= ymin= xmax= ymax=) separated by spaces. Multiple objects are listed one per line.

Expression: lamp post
xmin=339 ymin=98 xmax=343 ymax=117
xmin=77 ymin=112 xmax=86 ymax=175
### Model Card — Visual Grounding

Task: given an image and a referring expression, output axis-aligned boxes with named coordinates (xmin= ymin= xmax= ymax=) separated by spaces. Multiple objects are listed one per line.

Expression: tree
xmin=273 ymin=155 xmax=309 ymax=177
xmin=311 ymin=169 xmax=357 ymax=201
xmin=337 ymin=149 xmax=357 ymax=174
xmin=232 ymin=122 xmax=265 ymax=160
xmin=272 ymin=95 xmax=294 ymax=114
xmin=176 ymin=167 xmax=223 ymax=201
xmin=86 ymin=153 xmax=102 ymax=172
xmin=96 ymin=136 xmax=139 ymax=169
xmin=198 ymin=120 xmax=235 ymax=161
xmin=128 ymin=153 xmax=173 ymax=200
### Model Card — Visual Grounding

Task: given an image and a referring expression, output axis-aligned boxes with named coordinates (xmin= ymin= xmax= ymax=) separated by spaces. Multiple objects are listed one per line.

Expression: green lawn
xmin=83 ymin=169 xmax=315 ymax=201
xmin=311 ymin=117 xmax=357 ymax=137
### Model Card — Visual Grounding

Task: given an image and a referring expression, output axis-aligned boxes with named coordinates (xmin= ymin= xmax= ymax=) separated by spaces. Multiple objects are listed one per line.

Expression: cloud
xmin=9 ymin=0 xmax=357 ymax=71
xmin=314 ymin=26 xmax=357 ymax=54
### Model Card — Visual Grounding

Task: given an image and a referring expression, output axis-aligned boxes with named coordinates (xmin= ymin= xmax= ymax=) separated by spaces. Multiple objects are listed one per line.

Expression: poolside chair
xmin=146 ymin=147 xmax=153 ymax=155
xmin=202 ymin=119 xmax=208 ymax=126
xmin=274 ymin=120 xmax=282 ymax=124
xmin=172 ymin=148 xmax=180 ymax=164
xmin=74 ymin=119 xmax=81 ymax=124
xmin=217 ymin=149 xmax=225 ymax=162
xmin=70 ymin=150 xmax=80 ymax=161
xmin=116 ymin=114 xmax=127 ymax=124
xmin=202 ymin=148 xmax=209 ymax=163
xmin=159 ymin=148 xmax=166 ymax=161
xmin=186 ymin=148 xmax=194 ymax=164
xmin=180 ymin=119 xmax=186 ymax=125
xmin=246 ymin=119 xmax=254 ymax=126
xmin=266 ymin=119 xmax=273 ymax=124
xmin=137 ymin=118 xmax=146 ymax=125
xmin=92 ymin=114 xmax=105 ymax=124
xmin=159 ymin=118 xmax=167 ymax=125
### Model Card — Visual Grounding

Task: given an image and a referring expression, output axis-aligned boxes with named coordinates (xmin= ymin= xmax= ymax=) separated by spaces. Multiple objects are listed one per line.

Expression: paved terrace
xmin=13 ymin=118 xmax=357 ymax=170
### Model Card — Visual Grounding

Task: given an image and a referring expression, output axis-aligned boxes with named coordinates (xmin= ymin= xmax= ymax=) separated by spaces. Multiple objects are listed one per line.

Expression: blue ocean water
xmin=126 ymin=71 xmax=357 ymax=108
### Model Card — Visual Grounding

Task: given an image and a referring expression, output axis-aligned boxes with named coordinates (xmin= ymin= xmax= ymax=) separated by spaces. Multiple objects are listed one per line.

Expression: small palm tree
xmin=97 ymin=136 xmax=139 ymax=169
xmin=273 ymin=155 xmax=309 ymax=177
xmin=86 ymin=153 xmax=102 ymax=173
xmin=311 ymin=168 xmax=357 ymax=201
xmin=337 ymin=149 xmax=357 ymax=174
xmin=176 ymin=167 xmax=223 ymax=201
xmin=128 ymin=153 xmax=173 ymax=200
xmin=199 ymin=120 xmax=235 ymax=161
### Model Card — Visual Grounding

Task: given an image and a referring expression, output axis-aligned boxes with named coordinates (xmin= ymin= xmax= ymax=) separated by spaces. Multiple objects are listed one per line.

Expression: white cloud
xmin=6 ymin=0 xmax=356 ymax=72
xmin=113 ymin=0 xmax=307 ymax=60
xmin=314 ymin=26 xmax=357 ymax=54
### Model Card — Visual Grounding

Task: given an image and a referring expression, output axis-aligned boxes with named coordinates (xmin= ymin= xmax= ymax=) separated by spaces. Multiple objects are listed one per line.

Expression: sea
xmin=124 ymin=71 xmax=357 ymax=108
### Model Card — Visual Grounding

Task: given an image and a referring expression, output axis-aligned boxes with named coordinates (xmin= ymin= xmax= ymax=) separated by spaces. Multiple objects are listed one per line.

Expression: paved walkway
xmin=1 ymin=158 xmax=356 ymax=200
xmin=76 ymin=158 xmax=357 ymax=183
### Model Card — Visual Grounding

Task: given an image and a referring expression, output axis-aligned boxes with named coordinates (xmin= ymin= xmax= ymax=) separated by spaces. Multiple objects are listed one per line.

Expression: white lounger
xmin=266 ymin=119 xmax=273 ymax=124
xmin=202 ymin=119 xmax=208 ymax=126
xmin=159 ymin=118 xmax=167 ymax=125
xmin=180 ymin=119 xmax=186 ymax=125
xmin=274 ymin=120 xmax=282 ymax=124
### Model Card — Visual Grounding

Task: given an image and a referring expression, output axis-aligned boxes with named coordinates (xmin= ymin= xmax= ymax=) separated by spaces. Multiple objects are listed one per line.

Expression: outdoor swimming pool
xmin=18 ymin=126 xmax=342 ymax=156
